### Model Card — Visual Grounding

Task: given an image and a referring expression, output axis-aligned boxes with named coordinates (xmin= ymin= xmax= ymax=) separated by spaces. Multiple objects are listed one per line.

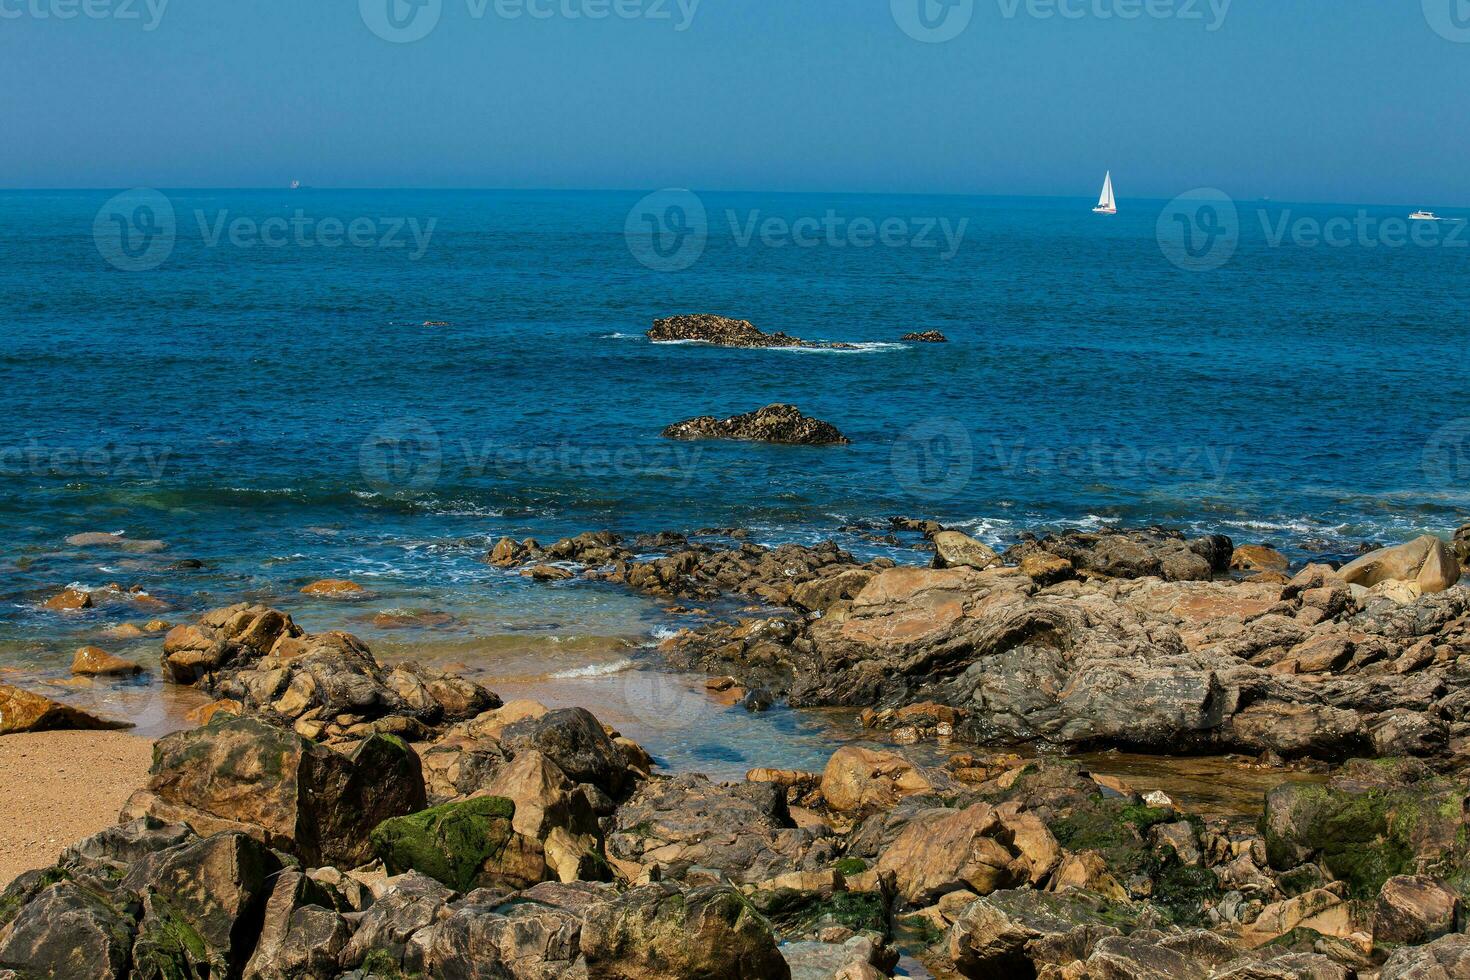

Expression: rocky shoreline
xmin=2 ymin=521 xmax=1469 ymax=978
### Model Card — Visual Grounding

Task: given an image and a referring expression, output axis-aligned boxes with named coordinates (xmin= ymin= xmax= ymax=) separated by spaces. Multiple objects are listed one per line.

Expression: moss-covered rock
xmin=369 ymin=796 xmax=552 ymax=892
xmin=1261 ymin=760 xmax=1469 ymax=900
xmin=749 ymin=886 xmax=889 ymax=940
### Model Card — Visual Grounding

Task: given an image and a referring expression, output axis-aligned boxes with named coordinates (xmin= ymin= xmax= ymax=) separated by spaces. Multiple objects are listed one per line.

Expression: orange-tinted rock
xmin=300 ymin=579 xmax=366 ymax=597
xmin=42 ymin=588 xmax=93 ymax=611
xmin=0 ymin=683 xmax=133 ymax=733
xmin=70 ymin=647 xmax=144 ymax=677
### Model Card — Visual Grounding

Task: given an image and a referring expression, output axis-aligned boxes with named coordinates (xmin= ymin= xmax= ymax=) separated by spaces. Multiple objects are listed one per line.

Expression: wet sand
xmin=0 ymin=730 xmax=154 ymax=888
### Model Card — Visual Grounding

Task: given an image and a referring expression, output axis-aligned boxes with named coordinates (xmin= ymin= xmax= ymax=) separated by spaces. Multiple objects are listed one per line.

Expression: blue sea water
xmin=1 ymin=188 xmax=1467 ymax=771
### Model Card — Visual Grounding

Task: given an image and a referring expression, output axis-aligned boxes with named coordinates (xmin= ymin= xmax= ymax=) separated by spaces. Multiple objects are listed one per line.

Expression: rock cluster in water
xmin=2 ymin=523 xmax=1468 ymax=978
xmin=661 ymin=403 xmax=851 ymax=446
xmin=900 ymin=330 xmax=948 ymax=343
xmin=647 ymin=313 xmax=852 ymax=349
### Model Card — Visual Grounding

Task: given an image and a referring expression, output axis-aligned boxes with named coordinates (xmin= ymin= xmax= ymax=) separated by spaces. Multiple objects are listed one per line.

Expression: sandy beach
xmin=0 ymin=730 xmax=154 ymax=889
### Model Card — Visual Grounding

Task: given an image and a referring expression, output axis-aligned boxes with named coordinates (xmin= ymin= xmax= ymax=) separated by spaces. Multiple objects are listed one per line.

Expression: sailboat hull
xmin=1092 ymin=207 xmax=1116 ymax=214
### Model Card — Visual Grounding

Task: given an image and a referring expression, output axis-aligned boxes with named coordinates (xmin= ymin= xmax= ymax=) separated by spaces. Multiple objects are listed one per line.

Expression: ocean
xmin=2 ymin=188 xmax=1466 ymax=780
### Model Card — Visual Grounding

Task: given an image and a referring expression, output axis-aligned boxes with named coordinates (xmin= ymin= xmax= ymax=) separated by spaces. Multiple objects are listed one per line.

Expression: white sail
xmin=1095 ymin=171 xmax=1116 ymax=212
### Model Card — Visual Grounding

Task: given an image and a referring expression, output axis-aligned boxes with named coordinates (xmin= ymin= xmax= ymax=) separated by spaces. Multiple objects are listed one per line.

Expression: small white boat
xmin=1409 ymin=210 xmax=1441 ymax=221
xmin=289 ymin=179 xmax=303 ymax=191
xmin=1093 ymin=171 xmax=1117 ymax=215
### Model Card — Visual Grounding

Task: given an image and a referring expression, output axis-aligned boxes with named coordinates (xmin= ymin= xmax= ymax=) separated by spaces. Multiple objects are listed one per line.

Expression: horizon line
xmin=0 ymin=185 xmax=1463 ymax=211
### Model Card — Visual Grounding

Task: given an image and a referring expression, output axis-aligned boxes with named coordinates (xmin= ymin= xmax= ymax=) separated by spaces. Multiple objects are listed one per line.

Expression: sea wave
xmin=549 ymin=658 xmax=635 ymax=679
xmin=774 ymin=342 xmax=907 ymax=355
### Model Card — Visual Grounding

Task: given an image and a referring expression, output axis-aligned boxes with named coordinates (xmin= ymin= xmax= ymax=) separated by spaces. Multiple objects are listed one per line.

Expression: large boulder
xmin=579 ymin=882 xmax=791 ymax=979
xmin=122 ymin=715 xmax=425 ymax=867
xmin=946 ymin=888 xmax=1134 ymax=978
xmin=1339 ymin=535 xmax=1462 ymax=595
xmin=662 ymin=404 xmax=850 ymax=446
xmin=1373 ymin=874 xmax=1461 ymax=947
xmin=820 ymin=746 xmax=935 ymax=814
xmin=160 ymin=603 xmax=301 ymax=683
xmin=417 ymin=880 xmax=603 ymax=979
xmin=1003 ymin=527 xmax=1233 ymax=583
xmin=0 ymin=683 xmax=133 ymax=734
xmin=499 ymin=707 xmax=633 ymax=797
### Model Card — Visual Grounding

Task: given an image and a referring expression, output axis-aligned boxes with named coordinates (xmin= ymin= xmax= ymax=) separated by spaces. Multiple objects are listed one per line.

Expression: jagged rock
xmin=819 ymin=746 xmax=935 ymax=814
xmin=1380 ymin=931 xmax=1470 ymax=979
xmin=901 ymin=330 xmax=948 ymax=342
xmin=876 ymin=803 xmax=1023 ymax=904
xmin=41 ymin=586 xmax=92 ymax=610
xmin=0 ymin=880 xmax=134 ymax=979
xmin=417 ymin=880 xmax=604 ymax=979
xmin=1004 ymin=528 xmax=1233 ymax=583
xmin=662 ymin=404 xmax=850 ymax=446
xmin=122 ymin=715 xmax=425 ymax=867
xmin=1339 ymin=535 xmax=1461 ymax=595
xmin=607 ymin=773 xmax=816 ymax=884
xmin=931 ymin=531 xmax=1001 ymax=571
xmin=790 ymin=568 xmax=877 ymax=614
xmin=648 ymin=313 xmax=810 ymax=349
xmin=0 ymin=683 xmax=133 ymax=733
xmin=161 ymin=603 xmax=301 ymax=684
xmin=1373 ymin=874 xmax=1460 ymax=947
xmin=129 ymin=832 xmax=279 ymax=979
xmin=242 ymin=870 xmax=351 ymax=980
xmin=579 ymin=881 xmax=792 ymax=979
xmin=946 ymin=889 xmax=1136 ymax=978
xmin=1454 ymin=523 xmax=1470 ymax=567
xmin=499 ymin=707 xmax=632 ymax=797
xmin=338 ymin=871 xmax=454 ymax=969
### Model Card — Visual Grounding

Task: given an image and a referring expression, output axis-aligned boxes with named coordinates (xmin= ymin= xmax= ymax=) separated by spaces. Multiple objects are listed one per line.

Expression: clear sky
xmin=3 ymin=0 xmax=1468 ymax=204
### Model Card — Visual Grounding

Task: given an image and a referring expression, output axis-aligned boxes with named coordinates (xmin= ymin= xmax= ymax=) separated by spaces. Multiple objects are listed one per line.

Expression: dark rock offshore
xmin=661 ymin=403 xmax=851 ymax=446
xmin=647 ymin=313 xmax=853 ymax=349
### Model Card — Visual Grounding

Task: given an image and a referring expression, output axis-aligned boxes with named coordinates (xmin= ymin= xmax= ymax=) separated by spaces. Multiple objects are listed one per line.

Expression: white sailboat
xmin=1093 ymin=171 xmax=1117 ymax=214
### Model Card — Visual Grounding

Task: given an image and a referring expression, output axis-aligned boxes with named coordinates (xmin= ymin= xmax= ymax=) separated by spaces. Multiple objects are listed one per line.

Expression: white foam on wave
xmin=774 ymin=342 xmax=907 ymax=355
xmin=601 ymin=332 xmax=640 ymax=340
xmin=549 ymin=658 xmax=634 ymax=679
xmin=649 ymin=625 xmax=681 ymax=641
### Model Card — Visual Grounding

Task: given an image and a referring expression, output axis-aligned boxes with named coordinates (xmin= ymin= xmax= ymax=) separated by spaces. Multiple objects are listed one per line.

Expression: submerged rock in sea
xmin=70 ymin=646 xmax=144 ymax=677
xmin=662 ymin=404 xmax=850 ymax=446
xmin=647 ymin=313 xmax=811 ymax=348
xmin=0 ymin=683 xmax=133 ymax=734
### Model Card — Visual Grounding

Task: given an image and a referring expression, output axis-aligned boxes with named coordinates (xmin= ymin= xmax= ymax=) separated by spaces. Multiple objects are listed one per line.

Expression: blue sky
xmin=3 ymin=0 xmax=1468 ymax=203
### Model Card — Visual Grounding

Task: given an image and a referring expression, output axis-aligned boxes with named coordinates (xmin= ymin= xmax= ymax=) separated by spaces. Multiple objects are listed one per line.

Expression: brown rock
xmin=299 ymin=579 xmax=366 ymax=597
xmin=0 ymin=683 xmax=133 ymax=734
xmin=42 ymin=587 xmax=92 ymax=611
xmin=1048 ymin=850 xmax=1127 ymax=902
xmin=819 ymin=746 xmax=933 ymax=813
xmin=901 ymin=330 xmax=948 ymax=342
xmin=70 ymin=647 xmax=144 ymax=677
xmin=932 ymin=531 xmax=1001 ymax=571
xmin=1020 ymin=551 xmax=1073 ymax=584
xmin=1373 ymin=875 xmax=1460 ymax=947
xmin=661 ymin=403 xmax=850 ymax=446
xmin=1231 ymin=545 xmax=1289 ymax=572
xmin=1339 ymin=535 xmax=1461 ymax=595
xmin=876 ymin=803 xmax=1020 ymax=903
